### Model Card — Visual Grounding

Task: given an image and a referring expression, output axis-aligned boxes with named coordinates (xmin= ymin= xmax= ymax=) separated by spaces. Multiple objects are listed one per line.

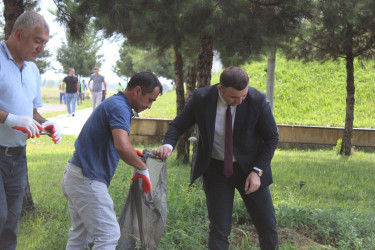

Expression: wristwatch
xmin=252 ymin=167 xmax=263 ymax=177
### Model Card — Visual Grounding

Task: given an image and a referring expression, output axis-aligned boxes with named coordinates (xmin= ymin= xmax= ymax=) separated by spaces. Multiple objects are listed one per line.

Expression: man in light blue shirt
xmin=0 ymin=12 xmax=61 ymax=250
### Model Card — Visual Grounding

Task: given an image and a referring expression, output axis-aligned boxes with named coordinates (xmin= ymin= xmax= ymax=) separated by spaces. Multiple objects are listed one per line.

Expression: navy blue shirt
xmin=69 ymin=91 xmax=132 ymax=186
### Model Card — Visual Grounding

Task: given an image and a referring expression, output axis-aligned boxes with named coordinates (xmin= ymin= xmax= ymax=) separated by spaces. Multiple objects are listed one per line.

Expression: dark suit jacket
xmin=163 ymin=84 xmax=279 ymax=189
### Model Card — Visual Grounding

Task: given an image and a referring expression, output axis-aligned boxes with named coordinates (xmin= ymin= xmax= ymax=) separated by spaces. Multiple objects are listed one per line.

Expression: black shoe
xmin=72 ymin=113 xmax=75 ymax=117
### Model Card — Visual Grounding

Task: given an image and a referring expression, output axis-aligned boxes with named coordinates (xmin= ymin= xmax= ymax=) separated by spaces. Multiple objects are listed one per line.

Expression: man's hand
xmin=131 ymin=169 xmax=151 ymax=194
xmin=41 ymin=121 xmax=62 ymax=144
xmin=244 ymin=172 xmax=261 ymax=195
xmin=4 ymin=113 xmax=42 ymax=138
xmin=153 ymin=145 xmax=172 ymax=161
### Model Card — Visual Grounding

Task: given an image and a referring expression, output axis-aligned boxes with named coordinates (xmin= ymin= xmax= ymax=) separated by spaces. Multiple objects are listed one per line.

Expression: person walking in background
xmin=88 ymin=67 xmax=106 ymax=110
xmin=77 ymin=80 xmax=83 ymax=105
xmin=82 ymin=79 xmax=87 ymax=100
xmin=101 ymin=82 xmax=106 ymax=102
xmin=118 ymin=82 xmax=124 ymax=92
xmin=61 ymin=72 xmax=162 ymax=249
xmin=153 ymin=66 xmax=279 ymax=250
xmin=59 ymin=80 xmax=66 ymax=104
xmin=62 ymin=68 xmax=79 ymax=117
xmin=0 ymin=12 xmax=61 ymax=250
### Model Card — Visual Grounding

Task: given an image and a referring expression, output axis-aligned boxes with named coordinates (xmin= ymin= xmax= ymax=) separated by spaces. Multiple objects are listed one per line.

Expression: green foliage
xmin=141 ymin=55 xmax=375 ymax=128
xmin=335 ymin=139 xmax=342 ymax=155
xmin=289 ymin=0 xmax=375 ymax=61
xmin=114 ymin=41 xmax=175 ymax=81
xmin=56 ymin=22 xmax=103 ymax=78
xmin=17 ymin=137 xmax=375 ymax=249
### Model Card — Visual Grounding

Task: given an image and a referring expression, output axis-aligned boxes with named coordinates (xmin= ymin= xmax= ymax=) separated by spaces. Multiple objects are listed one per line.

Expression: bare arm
xmin=33 ymin=108 xmax=47 ymax=124
xmin=0 ymin=110 xmax=8 ymax=123
xmin=88 ymin=79 xmax=92 ymax=91
xmin=112 ymin=128 xmax=147 ymax=170
xmin=76 ymin=81 xmax=80 ymax=95
xmin=62 ymin=82 xmax=66 ymax=93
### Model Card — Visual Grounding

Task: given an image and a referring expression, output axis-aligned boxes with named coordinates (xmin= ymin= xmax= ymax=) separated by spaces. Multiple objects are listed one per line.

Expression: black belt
xmin=0 ymin=145 xmax=25 ymax=156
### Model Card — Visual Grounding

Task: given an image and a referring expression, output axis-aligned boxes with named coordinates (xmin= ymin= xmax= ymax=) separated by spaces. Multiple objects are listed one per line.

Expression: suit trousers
xmin=203 ymin=159 xmax=278 ymax=250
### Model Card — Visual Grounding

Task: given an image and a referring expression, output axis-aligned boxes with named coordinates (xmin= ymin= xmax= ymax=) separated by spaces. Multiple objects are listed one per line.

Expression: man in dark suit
xmin=153 ymin=66 xmax=279 ymax=249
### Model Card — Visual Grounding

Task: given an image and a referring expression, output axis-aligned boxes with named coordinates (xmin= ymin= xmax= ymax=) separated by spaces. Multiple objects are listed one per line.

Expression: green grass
xmin=141 ymin=56 xmax=375 ymax=128
xmin=40 ymin=88 xmax=118 ymax=118
xmin=20 ymin=58 xmax=375 ymax=249
xmin=17 ymin=136 xmax=375 ymax=249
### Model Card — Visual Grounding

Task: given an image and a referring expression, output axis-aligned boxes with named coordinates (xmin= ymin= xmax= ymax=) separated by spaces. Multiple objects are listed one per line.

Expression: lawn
xmin=140 ymin=56 xmax=375 ymax=128
xmin=16 ymin=136 xmax=375 ymax=249
xmin=21 ymin=56 xmax=375 ymax=249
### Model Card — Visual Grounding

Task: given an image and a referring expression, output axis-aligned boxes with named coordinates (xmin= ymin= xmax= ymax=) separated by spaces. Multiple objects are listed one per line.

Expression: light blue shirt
xmin=0 ymin=40 xmax=43 ymax=147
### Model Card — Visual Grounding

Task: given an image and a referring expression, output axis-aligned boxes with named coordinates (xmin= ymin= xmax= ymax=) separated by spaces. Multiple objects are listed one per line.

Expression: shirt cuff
xmin=164 ymin=144 xmax=173 ymax=151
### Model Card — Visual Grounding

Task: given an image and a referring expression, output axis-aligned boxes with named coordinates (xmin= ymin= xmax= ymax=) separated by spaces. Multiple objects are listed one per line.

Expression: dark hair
xmin=219 ymin=66 xmax=249 ymax=90
xmin=127 ymin=72 xmax=163 ymax=95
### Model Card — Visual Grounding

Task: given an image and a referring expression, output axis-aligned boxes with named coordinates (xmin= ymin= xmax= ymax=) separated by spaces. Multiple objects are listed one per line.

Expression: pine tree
xmin=288 ymin=0 xmax=375 ymax=155
xmin=56 ymin=22 xmax=103 ymax=79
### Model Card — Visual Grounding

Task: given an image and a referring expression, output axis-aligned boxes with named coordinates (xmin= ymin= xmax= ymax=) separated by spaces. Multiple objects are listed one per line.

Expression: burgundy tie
xmin=224 ymin=105 xmax=233 ymax=178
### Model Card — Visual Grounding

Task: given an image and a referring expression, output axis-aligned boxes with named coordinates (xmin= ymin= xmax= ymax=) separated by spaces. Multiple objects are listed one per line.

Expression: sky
xmin=39 ymin=0 xmax=124 ymax=87
xmin=38 ymin=0 xmax=222 ymax=89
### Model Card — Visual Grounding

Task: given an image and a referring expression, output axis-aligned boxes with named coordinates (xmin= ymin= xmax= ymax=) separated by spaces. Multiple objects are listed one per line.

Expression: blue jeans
xmin=0 ymin=146 xmax=27 ymax=250
xmin=66 ymin=93 xmax=77 ymax=114
xmin=60 ymin=93 xmax=66 ymax=104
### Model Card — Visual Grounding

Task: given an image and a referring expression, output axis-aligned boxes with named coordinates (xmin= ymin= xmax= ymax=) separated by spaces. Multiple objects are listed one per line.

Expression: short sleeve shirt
xmin=90 ymin=74 xmax=105 ymax=92
xmin=0 ymin=40 xmax=42 ymax=147
xmin=63 ymin=75 xmax=79 ymax=93
xmin=69 ymin=91 xmax=133 ymax=186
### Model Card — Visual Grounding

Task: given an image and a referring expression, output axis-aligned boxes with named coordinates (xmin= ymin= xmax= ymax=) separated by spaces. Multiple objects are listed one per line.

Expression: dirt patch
xmin=231 ymin=223 xmax=329 ymax=249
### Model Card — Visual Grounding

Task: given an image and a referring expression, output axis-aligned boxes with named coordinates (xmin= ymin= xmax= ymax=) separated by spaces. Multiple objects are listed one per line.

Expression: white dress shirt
xmin=164 ymin=91 xmax=236 ymax=162
xmin=211 ymin=92 xmax=236 ymax=161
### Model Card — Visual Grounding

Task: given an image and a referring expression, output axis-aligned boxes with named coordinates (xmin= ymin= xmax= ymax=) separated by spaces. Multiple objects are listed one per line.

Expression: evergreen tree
xmin=56 ymin=22 xmax=103 ymax=78
xmin=287 ymin=0 xmax=375 ymax=155
xmin=114 ymin=40 xmax=175 ymax=82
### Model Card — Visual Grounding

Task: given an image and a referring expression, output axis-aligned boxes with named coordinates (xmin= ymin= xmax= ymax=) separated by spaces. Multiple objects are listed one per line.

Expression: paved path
xmin=41 ymin=104 xmax=93 ymax=136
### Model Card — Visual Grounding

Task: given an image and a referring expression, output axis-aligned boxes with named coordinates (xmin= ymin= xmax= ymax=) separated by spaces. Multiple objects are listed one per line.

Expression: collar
xmin=1 ymin=40 xmax=14 ymax=61
xmin=1 ymin=40 xmax=28 ymax=69
xmin=218 ymin=90 xmax=228 ymax=106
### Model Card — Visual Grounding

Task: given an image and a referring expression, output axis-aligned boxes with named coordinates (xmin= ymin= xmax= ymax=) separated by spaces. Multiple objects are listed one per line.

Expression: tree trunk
xmin=192 ymin=33 xmax=214 ymax=170
xmin=173 ymin=39 xmax=189 ymax=162
xmin=340 ymin=53 xmax=355 ymax=155
xmin=3 ymin=0 xmax=35 ymax=210
xmin=197 ymin=33 xmax=213 ymax=88
xmin=186 ymin=63 xmax=197 ymax=101
xmin=3 ymin=0 xmax=24 ymax=40
xmin=266 ymin=46 xmax=276 ymax=112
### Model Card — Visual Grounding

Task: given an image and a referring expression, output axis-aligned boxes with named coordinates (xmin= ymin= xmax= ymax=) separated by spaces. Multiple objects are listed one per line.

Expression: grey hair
xmin=11 ymin=11 xmax=49 ymax=34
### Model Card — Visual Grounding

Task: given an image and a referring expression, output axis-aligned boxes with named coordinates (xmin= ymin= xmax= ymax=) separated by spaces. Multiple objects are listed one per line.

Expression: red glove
xmin=135 ymin=149 xmax=144 ymax=157
xmin=4 ymin=113 xmax=42 ymax=138
xmin=131 ymin=169 xmax=151 ymax=194
xmin=41 ymin=121 xmax=62 ymax=144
